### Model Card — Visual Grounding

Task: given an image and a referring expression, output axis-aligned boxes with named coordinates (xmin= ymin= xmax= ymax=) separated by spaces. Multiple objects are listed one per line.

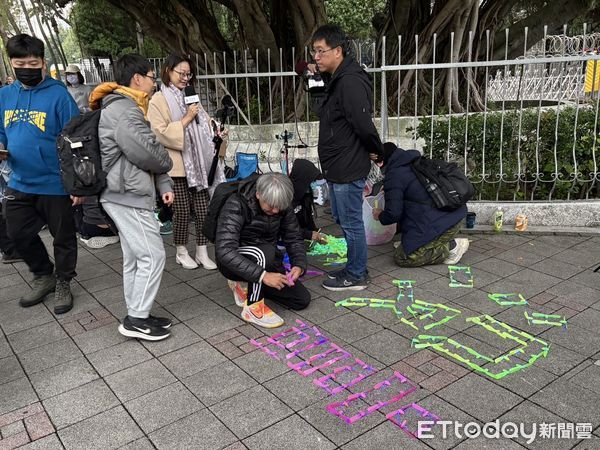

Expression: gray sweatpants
xmin=102 ymin=202 xmax=165 ymax=319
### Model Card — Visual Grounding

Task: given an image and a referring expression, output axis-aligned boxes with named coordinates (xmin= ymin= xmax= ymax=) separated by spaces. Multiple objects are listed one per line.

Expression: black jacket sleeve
xmin=340 ymin=75 xmax=383 ymax=157
xmin=300 ymin=227 xmax=313 ymax=240
xmin=215 ymin=195 xmax=264 ymax=283
xmin=280 ymin=208 xmax=307 ymax=271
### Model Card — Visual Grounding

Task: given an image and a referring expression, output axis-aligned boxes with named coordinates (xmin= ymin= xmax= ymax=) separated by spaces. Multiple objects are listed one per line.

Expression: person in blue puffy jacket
xmin=372 ymin=143 xmax=469 ymax=267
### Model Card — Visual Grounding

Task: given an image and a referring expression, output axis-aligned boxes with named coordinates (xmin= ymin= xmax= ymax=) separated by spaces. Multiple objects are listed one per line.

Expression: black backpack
xmin=202 ymin=173 xmax=259 ymax=242
xmin=56 ymin=97 xmax=123 ymax=196
xmin=411 ymin=156 xmax=474 ymax=211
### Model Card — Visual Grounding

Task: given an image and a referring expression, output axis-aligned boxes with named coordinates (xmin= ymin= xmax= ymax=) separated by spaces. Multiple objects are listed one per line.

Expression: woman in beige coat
xmin=148 ymin=54 xmax=225 ymax=269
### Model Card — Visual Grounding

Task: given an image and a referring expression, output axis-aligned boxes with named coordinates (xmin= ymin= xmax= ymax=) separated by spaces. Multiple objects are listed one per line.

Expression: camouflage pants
xmin=394 ymin=221 xmax=463 ymax=267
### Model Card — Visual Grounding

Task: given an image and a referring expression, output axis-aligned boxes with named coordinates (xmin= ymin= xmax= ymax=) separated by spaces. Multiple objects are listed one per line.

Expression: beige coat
xmin=147 ymin=91 xmax=187 ymax=177
xmin=148 ymin=92 xmax=227 ymax=179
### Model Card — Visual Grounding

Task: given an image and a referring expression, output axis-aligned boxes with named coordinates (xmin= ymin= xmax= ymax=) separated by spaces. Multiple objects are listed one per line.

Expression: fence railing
xmin=89 ymin=27 xmax=600 ymax=201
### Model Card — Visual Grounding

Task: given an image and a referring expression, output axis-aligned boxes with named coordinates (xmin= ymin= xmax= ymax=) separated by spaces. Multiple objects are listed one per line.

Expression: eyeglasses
xmin=310 ymin=48 xmax=336 ymax=57
xmin=173 ymin=69 xmax=193 ymax=79
xmin=142 ymin=74 xmax=157 ymax=82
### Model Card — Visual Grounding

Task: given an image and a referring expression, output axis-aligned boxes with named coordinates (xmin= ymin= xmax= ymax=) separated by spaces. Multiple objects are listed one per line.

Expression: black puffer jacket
xmin=215 ymin=179 xmax=307 ymax=283
xmin=316 ymin=57 xmax=383 ymax=183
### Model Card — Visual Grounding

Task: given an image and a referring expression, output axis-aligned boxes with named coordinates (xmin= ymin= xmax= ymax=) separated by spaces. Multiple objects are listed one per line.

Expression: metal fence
xmin=92 ymin=26 xmax=600 ymax=201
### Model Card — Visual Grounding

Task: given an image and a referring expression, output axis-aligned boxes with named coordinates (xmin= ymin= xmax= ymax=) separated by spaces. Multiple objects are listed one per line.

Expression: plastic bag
xmin=364 ymin=162 xmax=384 ymax=197
xmin=362 ymin=191 xmax=396 ymax=246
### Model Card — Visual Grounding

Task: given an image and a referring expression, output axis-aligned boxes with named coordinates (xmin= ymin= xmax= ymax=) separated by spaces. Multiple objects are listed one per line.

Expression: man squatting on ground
xmin=373 ymin=143 xmax=469 ymax=267
xmin=215 ymin=173 xmax=311 ymax=328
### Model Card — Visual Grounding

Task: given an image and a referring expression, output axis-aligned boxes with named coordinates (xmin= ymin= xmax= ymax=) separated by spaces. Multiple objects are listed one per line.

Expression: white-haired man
xmin=215 ymin=173 xmax=311 ymax=328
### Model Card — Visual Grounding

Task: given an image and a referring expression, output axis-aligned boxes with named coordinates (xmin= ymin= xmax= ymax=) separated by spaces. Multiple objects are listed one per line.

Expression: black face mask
xmin=14 ymin=67 xmax=43 ymax=87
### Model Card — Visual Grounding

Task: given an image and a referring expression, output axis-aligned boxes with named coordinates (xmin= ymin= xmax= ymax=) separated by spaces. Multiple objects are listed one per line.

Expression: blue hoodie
xmin=0 ymin=76 xmax=79 ymax=195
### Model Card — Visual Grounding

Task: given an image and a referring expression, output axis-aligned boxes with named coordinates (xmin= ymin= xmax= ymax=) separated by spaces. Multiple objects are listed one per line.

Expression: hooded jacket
xmin=67 ymin=83 xmax=93 ymax=112
xmin=380 ymin=149 xmax=467 ymax=255
xmin=92 ymin=83 xmax=173 ymax=211
xmin=316 ymin=57 xmax=382 ymax=183
xmin=289 ymin=159 xmax=321 ymax=240
xmin=215 ymin=177 xmax=307 ymax=283
xmin=0 ymin=77 xmax=79 ymax=195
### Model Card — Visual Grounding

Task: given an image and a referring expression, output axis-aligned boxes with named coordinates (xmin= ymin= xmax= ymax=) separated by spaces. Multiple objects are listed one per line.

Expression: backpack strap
xmin=100 ymin=95 xmax=127 ymax=110
xmin=409 ymin=159 xmax=435 ymax=207
xmin=99 ymin=95 xmax=128 ymax=194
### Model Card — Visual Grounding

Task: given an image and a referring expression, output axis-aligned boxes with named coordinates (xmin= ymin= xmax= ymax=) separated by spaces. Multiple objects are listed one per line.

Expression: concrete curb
xmin=466 ymin=201 xmax=600 ymax=229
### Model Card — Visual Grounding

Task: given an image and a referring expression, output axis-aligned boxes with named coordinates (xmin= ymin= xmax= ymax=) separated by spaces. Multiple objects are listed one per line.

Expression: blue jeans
xmin=328 ymin=179 xmax=367 ymax=280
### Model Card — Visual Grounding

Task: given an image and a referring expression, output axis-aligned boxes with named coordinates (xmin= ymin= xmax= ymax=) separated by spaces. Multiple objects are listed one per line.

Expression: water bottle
xmin=425 ymin=182 xmax=446 ymax=208
xmin=494 ymin=206 xmax=504 ymax=232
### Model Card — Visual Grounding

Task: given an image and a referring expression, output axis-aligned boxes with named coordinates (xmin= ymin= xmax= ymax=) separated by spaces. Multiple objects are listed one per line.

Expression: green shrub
xmin=412 ymin=106 xmax=600 ymax=200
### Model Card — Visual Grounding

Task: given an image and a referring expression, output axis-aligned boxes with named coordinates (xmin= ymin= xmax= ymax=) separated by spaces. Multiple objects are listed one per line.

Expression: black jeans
xmin=219 ymin=244 xmax=311 ymax=310
xmin=4 ymin=188 xmax=77 ymax=280
xmin=0 ymin=203 xmax=19 ymax=257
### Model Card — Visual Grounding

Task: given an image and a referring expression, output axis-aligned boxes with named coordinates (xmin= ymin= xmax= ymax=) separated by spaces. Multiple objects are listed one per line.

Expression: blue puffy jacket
xmin=379 ymin=149 xmax=467 ymax=255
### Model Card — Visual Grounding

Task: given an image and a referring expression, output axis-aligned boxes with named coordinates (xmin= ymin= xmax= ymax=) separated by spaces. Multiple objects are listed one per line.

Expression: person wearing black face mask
xmin=13 ymin=66 xmax=44 ymax=86
xmin=0 ymin=34 xmax=80 ymax=314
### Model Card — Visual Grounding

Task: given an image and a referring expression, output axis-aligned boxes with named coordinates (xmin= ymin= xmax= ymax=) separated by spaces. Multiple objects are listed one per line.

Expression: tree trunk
xmin=105 ymin=0 xmax=231 ymax=73
xmin=378 ymin=0 xmax=592 ymax=113
xmin=0 ymin=0 xmax=22 ymax=35
xmin=231 ymin=0 xmax=280 ymax=69
xmin=135 ymin=22 xmax=144 ymax=54
xmin=491 ymin=0 xmax=593 ymax=60
xmin=18 ymin=0 xmax=35 ymax=34
xmin=0 ymin=25 xmax=10 ymax=81
xmin=50 ymin=16 xmax=69 ymax=66
xmin=32 ymin=3 xmax=60 ymax=77
xmin=286 ymin=0 xmax=327 ymax=52
xmin=41 ymin=11 xmax=67 ymax=68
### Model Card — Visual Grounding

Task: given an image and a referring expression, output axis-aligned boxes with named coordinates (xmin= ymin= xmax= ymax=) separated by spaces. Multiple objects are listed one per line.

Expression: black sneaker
xmin=327 ymin=268 xmax=370 ymax=281
xmin=322 ymin=275 xmax=368 ymax=291
xmin=148 ymin=315 xmax=172 ymax=329
xmin=326 ymin=268 xmax=346 ymax=280
xmin=118 ymin=316 xmax=171 ymax=341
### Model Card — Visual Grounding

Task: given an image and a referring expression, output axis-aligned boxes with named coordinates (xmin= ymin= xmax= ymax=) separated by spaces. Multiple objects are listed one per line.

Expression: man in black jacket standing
xmin=311 ymin=24 xmax=383 ymax=291
xmin=215 ymin=173 xmax=311 ymax=328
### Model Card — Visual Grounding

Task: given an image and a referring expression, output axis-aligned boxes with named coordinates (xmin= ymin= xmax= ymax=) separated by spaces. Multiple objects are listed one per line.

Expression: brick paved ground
xmin=1 ymin=213 xmax=599 ymax=449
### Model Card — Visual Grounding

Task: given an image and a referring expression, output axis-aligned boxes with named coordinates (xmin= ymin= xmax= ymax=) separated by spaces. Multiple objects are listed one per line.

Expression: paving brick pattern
xmin=1 ymin=222 xmax=600 ymax=449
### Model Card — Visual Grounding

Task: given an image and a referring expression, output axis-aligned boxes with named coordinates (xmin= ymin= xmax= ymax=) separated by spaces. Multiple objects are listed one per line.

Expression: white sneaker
xmin=241 ymin=300 xmax=284 ymax=328
xmin=176 ymin=246 xmax=198 ymax=269
xmin=444 ymin=238 xmax=470 ymax=264
xmin=80 ymin=235 xmax=120 ymax=249
xmin=195 ymin=245 xmax=217 ymax=270
xmin=228 ymin=280 xmax=247 ymax=307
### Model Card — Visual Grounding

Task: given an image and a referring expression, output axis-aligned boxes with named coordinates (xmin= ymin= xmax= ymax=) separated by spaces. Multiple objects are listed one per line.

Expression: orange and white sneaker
xmin=228 ymin=280 xmax=247 ymax=307
xmin=241 ymin=300 xmax=284 ymax=328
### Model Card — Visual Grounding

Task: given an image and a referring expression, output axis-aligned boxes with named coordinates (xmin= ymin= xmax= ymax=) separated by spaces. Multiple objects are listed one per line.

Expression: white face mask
xmin=66 ymin=74 xmax=79 ymax=85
